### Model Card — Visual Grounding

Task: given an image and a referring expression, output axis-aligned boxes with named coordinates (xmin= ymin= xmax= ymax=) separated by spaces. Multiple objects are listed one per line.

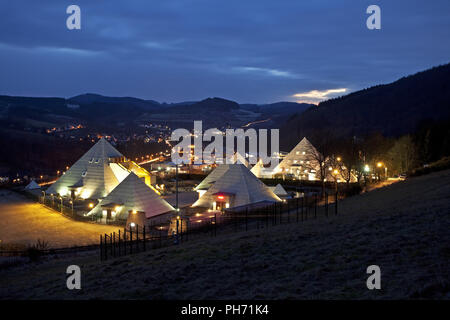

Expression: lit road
xmin=242 ymin=118 xmax=271 ymax=128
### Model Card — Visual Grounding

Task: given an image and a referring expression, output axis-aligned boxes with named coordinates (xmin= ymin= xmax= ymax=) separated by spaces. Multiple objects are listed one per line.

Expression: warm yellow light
xmin=377 ymin=162 xmax=383 ymax=168
xmin=333 ymin=169 xmax=339 ymax=175
xmin=88 ymin=203 xmax=94 ymax=208
xmin=132 ymin=210 xmax=137 ymax=214
xmin=337 ymin=157 xmax=341 ymax=162
xmin=176 ymin=215 xmax=180 ymax=220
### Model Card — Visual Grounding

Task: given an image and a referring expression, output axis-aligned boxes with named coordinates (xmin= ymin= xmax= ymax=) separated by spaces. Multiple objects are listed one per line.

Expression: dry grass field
xmin=1 ymin=169 xmax=449 ymax=299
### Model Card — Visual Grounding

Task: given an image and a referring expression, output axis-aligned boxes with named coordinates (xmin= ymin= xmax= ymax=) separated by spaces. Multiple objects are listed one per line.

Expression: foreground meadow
xmin=1 ymin=170 xmax=449 ymax=299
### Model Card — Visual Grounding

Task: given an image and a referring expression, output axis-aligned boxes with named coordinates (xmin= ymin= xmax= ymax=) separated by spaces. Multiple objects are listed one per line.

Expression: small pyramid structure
xmin=88 ymin=173 xmax=175 ymax=220
xmin=46 ymin=138 xmax=129 ymax=199
xmin=230 ymin=152 xmax=250 ymax=167
xmin=275 ymin=137 xmax=321 ymax=177
xmin=192 ymin=164 xmax=281 ymax=209
xmin=250 ymin=159 xmax=264 ymax=177
xmin=269 ymin=184 xmax=288 ymax=196
xmin=25 ymin=180 xmax=41 ymax=190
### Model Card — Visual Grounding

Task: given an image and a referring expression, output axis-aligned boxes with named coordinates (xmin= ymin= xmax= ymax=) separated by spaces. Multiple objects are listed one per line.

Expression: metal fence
xmin=100 ymin=192 xmax=339 ymax=261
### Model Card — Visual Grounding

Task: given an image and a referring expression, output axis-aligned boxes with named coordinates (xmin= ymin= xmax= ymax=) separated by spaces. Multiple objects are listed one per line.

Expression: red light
xmin=217 ymin=195 xmax=225 ymax=200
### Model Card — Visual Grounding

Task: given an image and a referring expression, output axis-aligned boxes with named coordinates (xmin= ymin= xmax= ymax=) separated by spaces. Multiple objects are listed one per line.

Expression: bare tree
xmin=304 ymin=131 xmax=335 ymax=196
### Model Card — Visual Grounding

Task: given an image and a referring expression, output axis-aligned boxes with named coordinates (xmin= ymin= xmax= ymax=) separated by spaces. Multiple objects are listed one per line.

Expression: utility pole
xmin=175 ymin=160 xmax=179 ymax=210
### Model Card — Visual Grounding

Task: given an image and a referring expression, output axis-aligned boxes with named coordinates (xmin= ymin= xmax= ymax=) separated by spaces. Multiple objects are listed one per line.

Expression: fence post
xmin=279 ymin=202 xmax=282 ymax=224
xmin=314 ymin=195 xmax=317 ymax=219
xmin=113 ymin=232 xmax=116 ymax=258
xmin=143 ymin=226 xmax=146 ymax=252
xmin=245 ymin=208 xmax=248 ymax=232
xmin=287 ymin=200 xmax=290 ymax=223
xmin=124 ymin=228 xmax=127 ymax=255
xmin=100 ymin=234 xmax=103 ymax=261
xmin=118 ymin=229 xmax=121 ymax=256
xmin=335 ymin=192 xmax=338 ymax=215
xmin=130 ymin=227 xmax=133 ymax=254
xmin=136 ymin=224 xmax=140 ymax=252
xmin=104 ymin=234 xmax=108 ymax=261
xmin=296 ymin=197 xmax=299 ymax=223
xmin=109 ymin=233 xmax=113 ymax=258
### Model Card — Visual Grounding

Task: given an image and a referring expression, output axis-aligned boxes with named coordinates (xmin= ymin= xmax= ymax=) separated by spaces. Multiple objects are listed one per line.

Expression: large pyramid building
xmin=46 ymin=138 xmax=129 ymax=199
xmin=192 ymin=164 xmax=281 ymax=210
xmin=87 ymin=173 xmax=175 ymax=222
xmin=275 ymin=137 xmax=321 ymax=180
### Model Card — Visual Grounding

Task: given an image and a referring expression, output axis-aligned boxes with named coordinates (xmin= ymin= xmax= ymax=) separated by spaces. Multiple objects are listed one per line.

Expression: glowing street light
xmin=364 ymin=165 xmax=370 ymax=172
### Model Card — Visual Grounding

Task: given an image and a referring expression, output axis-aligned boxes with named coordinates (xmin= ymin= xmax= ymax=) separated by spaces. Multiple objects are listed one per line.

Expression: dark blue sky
xmin=0 ymin=0 xmax=449 ymax=104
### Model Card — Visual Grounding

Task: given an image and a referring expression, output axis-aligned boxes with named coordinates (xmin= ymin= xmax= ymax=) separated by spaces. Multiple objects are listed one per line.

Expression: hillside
xmin=1 ymin=169 xmax=449 ymax=299
xmin=281 ymin=63 xmax=450 ymax=150
xmin=0 ymin=94 xmax=311 ymax=130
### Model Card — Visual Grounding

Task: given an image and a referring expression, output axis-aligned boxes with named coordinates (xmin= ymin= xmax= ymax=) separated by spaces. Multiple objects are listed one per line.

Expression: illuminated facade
xmin=275 ymin=137 xmax=321 ymax=180
xmin=192 ymin=164 xmax=281 ymax=210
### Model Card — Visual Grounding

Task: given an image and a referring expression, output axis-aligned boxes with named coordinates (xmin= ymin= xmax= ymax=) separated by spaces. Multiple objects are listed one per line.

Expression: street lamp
xmin=376 ymin=162 xmax=387 ymax=179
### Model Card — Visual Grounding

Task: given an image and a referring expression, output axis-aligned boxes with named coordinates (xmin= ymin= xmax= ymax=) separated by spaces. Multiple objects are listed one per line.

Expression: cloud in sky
xmin=233 ymin=66 xmax=302 ymax=79
xmin=293 ymin=88 xmax=347 ymax=104
xmin=0 ymin=0 xmax=449 ymax=103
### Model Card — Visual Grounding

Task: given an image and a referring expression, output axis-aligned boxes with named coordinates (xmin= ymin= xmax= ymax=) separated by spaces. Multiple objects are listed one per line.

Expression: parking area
xmin=0 ymin=190 xmax=120 ymax=248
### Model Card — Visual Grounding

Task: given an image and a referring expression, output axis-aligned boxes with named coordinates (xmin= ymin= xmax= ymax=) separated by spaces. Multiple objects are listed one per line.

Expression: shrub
xmin=409 ymin=157 xmax=450 ymax=177
xmin=26 ymin=239 xmax=49 ymax=262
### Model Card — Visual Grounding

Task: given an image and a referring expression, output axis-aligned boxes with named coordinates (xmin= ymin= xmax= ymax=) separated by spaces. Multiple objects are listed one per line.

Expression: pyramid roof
xmin=192 ymin=164 xmax=280 ymax=208
xmin=25 ymin=180 xmax=41 ymax=190
xmin=88 ymin=173 xmax=174 ymax=220
xmin=276 ymin=137 xmax=321 ymax=170
xmin=46 ymin=138 xmax=128 ymax=199
xmin=195 ymin=164 xmax=230 ymax=191
xmin=250 ymin=159 xmax=264 ymax=177
xmin=269 ymin=184 xmax=288 ymax=196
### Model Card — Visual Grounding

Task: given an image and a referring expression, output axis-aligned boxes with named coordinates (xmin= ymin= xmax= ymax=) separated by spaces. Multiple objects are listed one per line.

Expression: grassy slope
xmin=1 ymin=170 xmax=450 ymax=299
